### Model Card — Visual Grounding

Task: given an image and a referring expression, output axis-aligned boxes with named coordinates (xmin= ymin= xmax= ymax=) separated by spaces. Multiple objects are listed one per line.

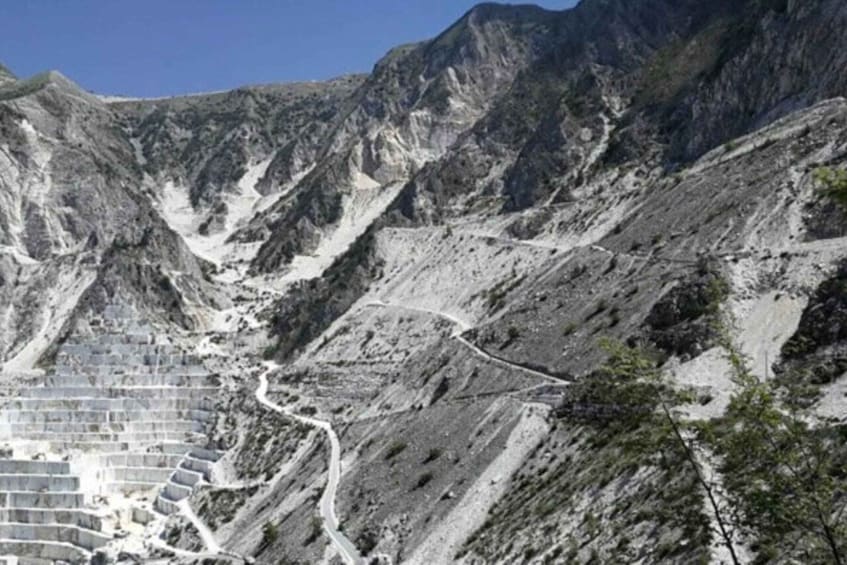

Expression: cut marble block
xmin=0 ymin=524 xmax=110 ymax=551
xmin=0 ymin=409 xmax=213 ymax=424
xmin=0 ymin=461 xmax=69 ymax=475
xmin=0 ymin=539 xmax=90 ymax=563
xmin=0 ymin=458 xmax=110 ymax=560
xmin=18 ymin=386 xmax=218 ymax=399
xmin=4 ymin=398 xmax=213 ymax=411
xmin=0 ymin=509 xmax=101 ymax=531
xmin=153 ymin=446 xmax=224 ymax=515
xmin=0 ymin=475 xmax=79 ymax=492
xmin=97 ymin=453 xmax=184 ymax=469
xmin=6 ymin=492 xmax=84 ymax=509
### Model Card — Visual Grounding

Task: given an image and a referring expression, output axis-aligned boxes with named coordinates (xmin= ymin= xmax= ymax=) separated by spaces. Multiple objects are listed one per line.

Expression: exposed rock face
xmin=3 ymin=0 xmax=847 ymax=562
xmin=644 ymin=260 xmax=728 ymax=359
xmin=114 ymin=76 xmax=364 ymax=207
xmin=0 ymin=71 xmax=219 ymax=369
xmin=247 ymin=4 xmax=568 ymax=273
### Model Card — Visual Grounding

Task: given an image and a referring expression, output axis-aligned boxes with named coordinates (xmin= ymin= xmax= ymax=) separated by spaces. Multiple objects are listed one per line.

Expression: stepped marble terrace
xmin=0 ymin=304 xmax=223 ymax=563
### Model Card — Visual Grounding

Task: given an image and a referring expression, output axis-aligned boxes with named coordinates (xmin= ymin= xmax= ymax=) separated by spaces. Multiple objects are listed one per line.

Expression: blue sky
xmin=1 ymin=0 xmax=578 ymax=98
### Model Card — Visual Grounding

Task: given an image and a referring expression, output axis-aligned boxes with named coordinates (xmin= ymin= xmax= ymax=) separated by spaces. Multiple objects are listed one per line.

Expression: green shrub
xmin=814 ymin=167 xmax=847 ymax=209
xmin=423 ymin=448 xmax=443 ymax=464
xmin=262 ymin=521 xmax=279 ymax=546
xmin=415 ymin=471 xmax=434 ymax=489
xmin=384 ymin=441 xmax=408 ymax=460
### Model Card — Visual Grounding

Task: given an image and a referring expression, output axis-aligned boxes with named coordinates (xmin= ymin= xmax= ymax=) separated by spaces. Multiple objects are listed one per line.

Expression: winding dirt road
xmin=365 ymin=300 xmax=565 ymax=384
xmin=255 ymin=364 xmax=363 ymax=565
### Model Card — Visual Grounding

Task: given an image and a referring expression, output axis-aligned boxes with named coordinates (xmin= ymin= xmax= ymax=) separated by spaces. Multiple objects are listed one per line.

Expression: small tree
xmin=262 ymin=520 xmax=279 ymax=547
xmin=598 ymin=339 xmax=741 ymax=564
xmin=707 ymin=322 xmax=847 ymax=563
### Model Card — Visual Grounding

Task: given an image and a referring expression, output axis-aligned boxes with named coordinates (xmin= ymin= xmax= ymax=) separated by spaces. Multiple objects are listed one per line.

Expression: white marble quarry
xmin=179 ymin=454 xmax=215 ymax=478
xmin=6 ymin=492 xmax=84 ymax=509
xmin=153 ymin=494 xmax=178 ymax=516
xmin=0 ymin=540 xmax=90 ymax=563
xmin=27 ymin=440 xmax=197 ymax=454
xmin=0 ymin=461 xmax=69 ymax=475
xmin=0 ymin=458 xmax=108 ymax=562
xmin=104 ymin=466 xmax=174 ymax=484
xmin=153 ymin=447 xmax=223 ymax=515
xmin=0 ymin=475 xmax=79 ymax=492
xmin=0 ymin=509 xmax=101 ymax=531
xmin=0 ymin=409 xmax=213 ymax=424
xmin=172 ymin=468 xmax=204 ymax=487
xmin=6 ymin=431 xmax=203 ymax=444
xmin=19 ymin=386 xmax=218 ymax=399
xmin=0 ymin=302 xmax=223 ymax=559
xmin=162 ymin=481 xmax=192 ymax=501
xmin=97 ymin=453 xmax=184 ymax=469
xmin=3 ymin=398 xmax=213 ymax=411
xmin=43 ymin=373 xmax=215 ymax=387
xmin=0 ymin=524 xmax=110 ymax=551
xmin=1 ymin=420 xmax=206 ymax=435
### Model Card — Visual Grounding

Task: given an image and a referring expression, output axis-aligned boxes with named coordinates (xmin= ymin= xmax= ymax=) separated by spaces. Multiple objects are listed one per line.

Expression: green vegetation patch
xmin=814 ymin=167 xmax=847 ymax=211
xmin=459 ymin=341 xmax=712 ymax=563
xmin=701 ymin=329 xmax=847 ymax=563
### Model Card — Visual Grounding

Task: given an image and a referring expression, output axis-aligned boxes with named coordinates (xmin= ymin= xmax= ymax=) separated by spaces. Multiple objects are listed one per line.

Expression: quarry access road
xmin=256 ymin=363 xmax=363 ymax=565
xmin=177 ymin=498 xmax=224 ymax=555
xmin=365 ymin=300 xmax=566 ymax=384
xmin=148 ymin=529 xmax=223 ymax=563
xmin=148 ymin=495 xmax=251 ymax=563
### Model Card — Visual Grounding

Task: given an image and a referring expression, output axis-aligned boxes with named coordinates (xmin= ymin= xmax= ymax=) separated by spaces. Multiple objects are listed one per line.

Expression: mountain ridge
xmin=0 ymin=62 xmax=15 ymax=84
xmin=3 ymin=1 xmax=847 ymax=563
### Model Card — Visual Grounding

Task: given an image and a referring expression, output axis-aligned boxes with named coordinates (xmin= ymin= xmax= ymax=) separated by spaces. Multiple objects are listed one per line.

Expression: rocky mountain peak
xmin=426 ymin=2 xmax=559 ymax=61
xmin=460 ymin=2 xmax=557 ymax=23
xmin=0 ymin=68 xmax=103 ymax=109
xmin=0 ymin=62 xmax=16 ymax=85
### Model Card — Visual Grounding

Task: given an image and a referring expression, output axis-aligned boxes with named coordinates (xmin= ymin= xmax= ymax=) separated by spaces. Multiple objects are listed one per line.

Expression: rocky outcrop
xmin=644 ymin=260 xmax=728 ymax=359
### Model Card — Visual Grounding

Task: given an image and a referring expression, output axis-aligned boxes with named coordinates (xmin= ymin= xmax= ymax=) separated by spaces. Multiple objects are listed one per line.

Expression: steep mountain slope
xmin=267 ymin=0 xmax=846 ymax=361
xmin=0 ymin=71 xmax=220 ymax=370
xmin=250 ymin=1 xmax=847 ymax=562
xmin=3 ymin=0 xmax=847 ymax=563
xmin=245 ymin=4 xmax=568 ymax=274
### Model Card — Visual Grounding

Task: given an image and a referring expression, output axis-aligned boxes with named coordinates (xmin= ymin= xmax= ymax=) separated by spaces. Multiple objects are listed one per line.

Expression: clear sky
xmin=1 ymin=0 xmax=578 ymax=98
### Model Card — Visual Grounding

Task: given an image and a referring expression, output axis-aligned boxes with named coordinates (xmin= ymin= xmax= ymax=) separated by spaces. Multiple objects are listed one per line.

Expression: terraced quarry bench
xmin=0 ymin=304 xmax=225 ymax=560
xmin=0 ymin=459 xmax=109 ymax=564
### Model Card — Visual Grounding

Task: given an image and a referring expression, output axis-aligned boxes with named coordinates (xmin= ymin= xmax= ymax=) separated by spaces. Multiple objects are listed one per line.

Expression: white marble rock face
xmin=0 ymin=302 xmax=223 ymax=561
